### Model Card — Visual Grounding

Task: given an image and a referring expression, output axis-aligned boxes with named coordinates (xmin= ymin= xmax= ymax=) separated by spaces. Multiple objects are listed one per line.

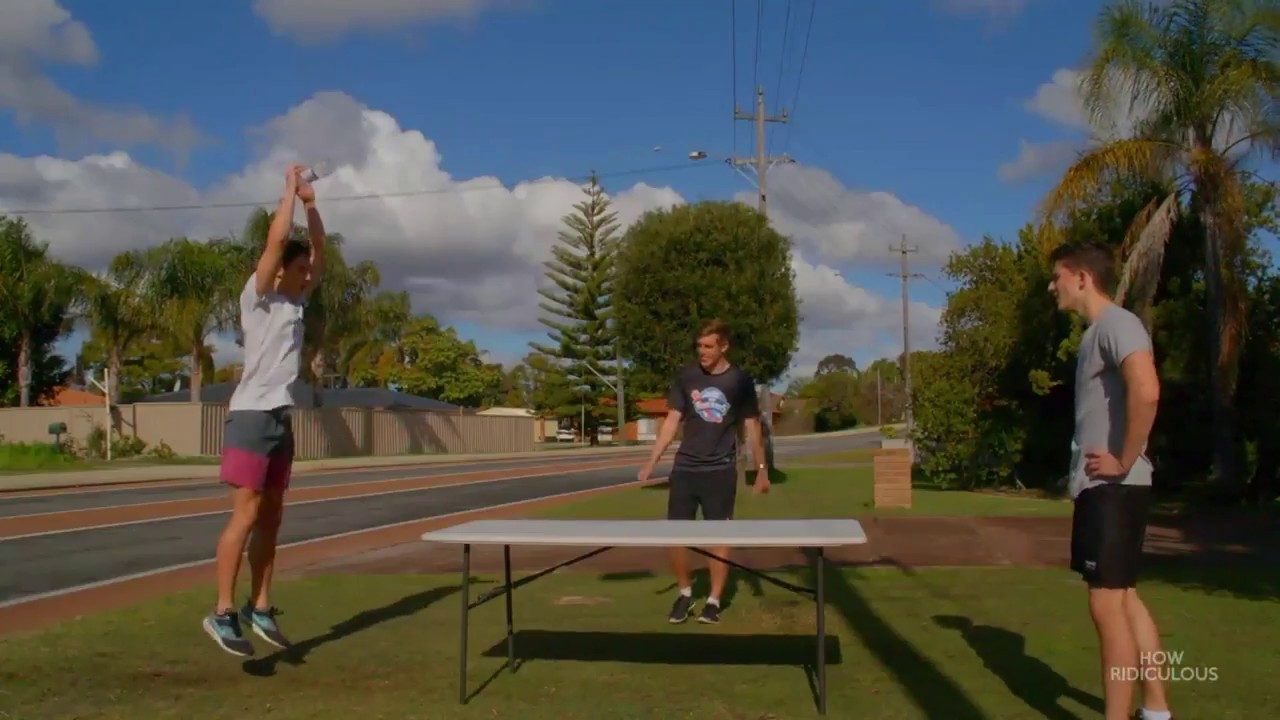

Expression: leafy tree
xmin=0 ymin=216 xmax=80 ymax=406
xmin=523 ymin=352 xmax=578 ymax=419
xmin=392 ymin=315 xmax=502 ymax=406
xmin=815 ymin=353 xmax=857 ymax=375
xmin=138 ymin=237 xmax=240 ymax=402
xmin=341 ymin=290 xmax=413 ymax=388
xmin=1038 ymin=0 xmax=1280 ymax=490
xmin=78 ymin=250 xmax=154 ymax=402
xmin=77 ymin=332 xmax=202 ymax=402
xmin=613 ymin=200 xmax=800 ymax=391
xmin=529 ymin=175 xmax=622 ymax=443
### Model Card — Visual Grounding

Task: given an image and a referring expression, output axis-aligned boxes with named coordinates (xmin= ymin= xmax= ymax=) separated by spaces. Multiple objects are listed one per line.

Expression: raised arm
xmin=295 ymin=177 xmax=326 ymax=296
xmin=255 ymin=166 xmax=301 ymax=297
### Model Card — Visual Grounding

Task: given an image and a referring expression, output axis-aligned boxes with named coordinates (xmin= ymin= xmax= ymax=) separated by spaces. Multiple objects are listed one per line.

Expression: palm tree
xmin=0 ymin=216 xmax=81 ymax=407
xmin=142 ymin=237 xmax=240 ymax=402
xmin=1037 ymin=0 xmax=1280 ymax=490
xmin=79 ymin=250 xmax=154 ymax=403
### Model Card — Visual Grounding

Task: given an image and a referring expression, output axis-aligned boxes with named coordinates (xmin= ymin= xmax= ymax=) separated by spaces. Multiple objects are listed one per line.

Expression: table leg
xmin=458 ymin=543 xmax=471 ymax=704
xmin=816 ymin=547 xmax=827 ymax=716
xmin=504 ymin=543 xmax=514 ymax=671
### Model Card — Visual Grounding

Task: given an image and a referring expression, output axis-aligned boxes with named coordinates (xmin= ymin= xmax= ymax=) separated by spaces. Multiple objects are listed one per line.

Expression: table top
xmin=420 ymin=518 xmax=867 ymax=547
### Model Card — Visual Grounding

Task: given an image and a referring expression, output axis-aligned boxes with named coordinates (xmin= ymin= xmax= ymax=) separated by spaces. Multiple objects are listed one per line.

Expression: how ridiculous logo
xmin=1110 ymin=650 xmax=1218 ymax=683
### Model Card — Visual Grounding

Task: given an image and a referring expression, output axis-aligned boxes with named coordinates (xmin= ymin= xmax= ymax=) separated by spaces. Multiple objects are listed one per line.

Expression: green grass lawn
xmin=790 ymin=447 xmax=878 ymax=464
xmin=533 ymin=466 xmax=1075 ymax=519
xmin=1 ymin=567 xmax=1274 ymax=719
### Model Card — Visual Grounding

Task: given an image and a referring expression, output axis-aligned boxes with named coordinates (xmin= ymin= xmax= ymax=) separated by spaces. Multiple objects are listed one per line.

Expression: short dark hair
xmin=282 ymin=239 xmax=310 ymax=268
xmin=697 ymin=318 xmax=731 ymax=344
xmin=1048 ymin=241 xmax=1116 ymax=294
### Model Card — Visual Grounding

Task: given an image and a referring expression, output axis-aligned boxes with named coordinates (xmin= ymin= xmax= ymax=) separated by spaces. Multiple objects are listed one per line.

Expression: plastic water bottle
xmin=300 ymin=159 xmax=333 ymax=184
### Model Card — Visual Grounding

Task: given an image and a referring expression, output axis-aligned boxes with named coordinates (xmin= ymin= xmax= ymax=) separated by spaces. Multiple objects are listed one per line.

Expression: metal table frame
xmin=454 ymin=543 xmax=831 ymax=715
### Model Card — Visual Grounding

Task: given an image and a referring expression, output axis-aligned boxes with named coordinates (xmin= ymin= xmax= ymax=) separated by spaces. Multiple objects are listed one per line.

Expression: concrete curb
xmin=0 ymin=425 xmax=896 ymax=493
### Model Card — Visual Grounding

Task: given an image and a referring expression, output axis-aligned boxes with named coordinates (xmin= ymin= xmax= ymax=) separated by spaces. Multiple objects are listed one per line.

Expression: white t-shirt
xmin=228 ymin=273 xmax=306 ymax=412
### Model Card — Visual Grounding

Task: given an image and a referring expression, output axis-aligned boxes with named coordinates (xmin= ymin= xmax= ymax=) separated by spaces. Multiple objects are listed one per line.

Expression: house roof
xmin=43 ymin=387 xmax=104 ymax=407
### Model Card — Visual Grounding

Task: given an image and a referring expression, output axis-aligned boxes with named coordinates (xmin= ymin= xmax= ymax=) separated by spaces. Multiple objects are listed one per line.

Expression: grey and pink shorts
xmin=219 ymin=408 xmax=295 ymax=492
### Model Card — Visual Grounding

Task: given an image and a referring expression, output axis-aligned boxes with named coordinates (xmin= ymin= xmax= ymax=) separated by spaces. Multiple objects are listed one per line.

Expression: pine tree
xmin=529 ymin=174 xmax=621 ymax=444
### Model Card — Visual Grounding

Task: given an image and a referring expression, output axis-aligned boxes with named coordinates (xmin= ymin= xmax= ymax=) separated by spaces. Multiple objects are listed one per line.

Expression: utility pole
xmin=888 ymin=235 xmax=923 ymax=440
xmin=730 ymin=85 xmax=791 ymax=469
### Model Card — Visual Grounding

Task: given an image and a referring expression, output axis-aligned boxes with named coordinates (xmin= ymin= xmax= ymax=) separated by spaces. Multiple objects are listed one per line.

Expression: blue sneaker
xmin=240 ymin=603 xmax=292 ymax=649
xmin=203 ymin=610 xmax=254 ymax=657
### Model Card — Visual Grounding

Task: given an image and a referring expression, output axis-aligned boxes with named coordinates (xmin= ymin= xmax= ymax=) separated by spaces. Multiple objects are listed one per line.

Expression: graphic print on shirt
xmin=691 ymin=387 xmax=730 ymax=424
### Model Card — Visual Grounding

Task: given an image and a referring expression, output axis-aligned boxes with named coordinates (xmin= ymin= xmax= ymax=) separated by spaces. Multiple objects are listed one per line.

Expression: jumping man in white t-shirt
xmin=203 ymin=165 xmax=326 ymax=657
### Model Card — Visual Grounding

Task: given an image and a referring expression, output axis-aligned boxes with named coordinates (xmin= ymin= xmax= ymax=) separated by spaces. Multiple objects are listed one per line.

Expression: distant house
xmin=41 ymin=386 xmax=104 ymax=407
xmin=136 ymin=382 xmax=460 ymax=411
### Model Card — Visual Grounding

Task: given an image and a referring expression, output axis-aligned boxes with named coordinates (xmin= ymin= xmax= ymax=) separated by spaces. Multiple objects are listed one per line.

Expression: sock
xmin=679 ymin=586 xmax=692 ymax=597
xmin=1142 ymin=710 xmax=1171 ymax=720
xmin=707 ymin=597 xmax=720 ymax=607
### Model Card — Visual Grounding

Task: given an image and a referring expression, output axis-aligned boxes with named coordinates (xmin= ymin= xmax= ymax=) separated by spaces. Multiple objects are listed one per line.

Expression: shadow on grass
xmin=933 ymin=615 xmax=1103 ymax=720
xmin=479 ymin=629 xmax=840 ymax=710
xmin=600 ymin=560 xmax=767 ymax=612
xmin=1137 ymin=503 xmax=1280 ymax=601
xmin=809 ymin=556 xmax=988 ymax=720
xmin=242 ymin=585 xmax=459 ymax=677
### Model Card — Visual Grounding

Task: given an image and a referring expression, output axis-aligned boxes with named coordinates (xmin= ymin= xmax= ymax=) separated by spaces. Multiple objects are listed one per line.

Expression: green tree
xmin=138 ymin=237 xmax=240 ymax=402
xmin=529 ymin=175 xmax=622 ymax=444
xmin=0 ymin=216 xmax=80 ymax=406
xmin=1038 ymin=0 xmax=1280 ymax=490
xmin=78 ymin=250 xmax=154 ymax=402
xmin=524 ymin=352 xmax=577 ymax=419
xmin=392 ymin=316 xmax=502 ymax=407
xmin=613 ymin=200 xmax=800 ymax=390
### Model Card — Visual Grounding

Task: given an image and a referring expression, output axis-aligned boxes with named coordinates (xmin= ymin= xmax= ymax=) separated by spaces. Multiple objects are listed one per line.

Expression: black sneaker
xmin=698 ymin=602 xmax=722 ymax=624
xmin=203 ymin=610 xmax=255 ymax=657
xmin=668 ymin=593 xmax=696 ymax=623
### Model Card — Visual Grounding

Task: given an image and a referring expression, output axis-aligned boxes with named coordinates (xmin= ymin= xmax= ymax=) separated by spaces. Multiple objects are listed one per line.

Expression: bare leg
xmin=215 ymin=487 xmax=262 ymax=611
xmin=1125 ymin=588 xmax=1171 ymax=713
xmin=248 ymin=486 xmax=285 ymax=609
xmin=1089 ymin=587 xmax=1139 ymax=720
xmin=707 ymin=546 xmax=730 ymax=602
xmin=670 ymin=546 xmax=691 ymax=590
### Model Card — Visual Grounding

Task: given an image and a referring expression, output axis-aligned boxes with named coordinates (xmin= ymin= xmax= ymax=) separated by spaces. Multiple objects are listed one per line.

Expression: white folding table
xmin=420 ymin=518 xmax=867 ymax=716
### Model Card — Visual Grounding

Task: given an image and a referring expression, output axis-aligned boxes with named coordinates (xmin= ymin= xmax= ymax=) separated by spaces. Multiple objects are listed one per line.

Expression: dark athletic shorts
xmin=219 ymin=407 xmax=295 ymax=492
xmin=1070 ymin=483 xmax=1150 ymax=589
xmin=667 ymin=465 xmax=738 ymax=521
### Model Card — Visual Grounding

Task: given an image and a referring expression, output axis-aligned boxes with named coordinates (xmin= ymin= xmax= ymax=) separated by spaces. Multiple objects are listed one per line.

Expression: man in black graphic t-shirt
xmin=638 ymin=319 xmax=768 ymax=625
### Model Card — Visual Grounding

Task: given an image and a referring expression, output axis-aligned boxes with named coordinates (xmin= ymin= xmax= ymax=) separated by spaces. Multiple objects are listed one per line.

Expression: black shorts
xmin=1070 ymin=483 xmax=1151 ymax=589
xmin=667 ymin=465 xmax=738 ymax=521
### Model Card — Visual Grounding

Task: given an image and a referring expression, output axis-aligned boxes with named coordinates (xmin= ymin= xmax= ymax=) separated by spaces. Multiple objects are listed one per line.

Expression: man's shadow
xmin=933 ymin=615 xmax=1104 ymax=720
xmin=242 ymin=585 xmax=459 ymax=677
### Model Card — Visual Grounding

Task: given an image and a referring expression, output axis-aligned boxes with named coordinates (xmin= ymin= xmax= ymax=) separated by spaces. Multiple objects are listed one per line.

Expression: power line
xmin=0 ymin=160 xmax=715 ymax=218
xmin=781 ymin=0 xmax=816 ymax=155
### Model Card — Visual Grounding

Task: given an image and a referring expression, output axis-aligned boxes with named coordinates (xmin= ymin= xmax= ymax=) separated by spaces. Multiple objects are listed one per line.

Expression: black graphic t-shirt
xmin=667 ymin=362 xmax=760 ymax=471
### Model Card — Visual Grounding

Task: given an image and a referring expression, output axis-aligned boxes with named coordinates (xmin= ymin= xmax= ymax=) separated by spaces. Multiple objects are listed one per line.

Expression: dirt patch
xmin=289 ymin=512 xmax=1278 ymax=579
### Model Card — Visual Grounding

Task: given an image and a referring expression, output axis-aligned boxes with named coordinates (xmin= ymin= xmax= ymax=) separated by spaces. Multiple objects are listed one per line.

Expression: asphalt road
xmin=0 ymin=432 xmax=878 ymax=605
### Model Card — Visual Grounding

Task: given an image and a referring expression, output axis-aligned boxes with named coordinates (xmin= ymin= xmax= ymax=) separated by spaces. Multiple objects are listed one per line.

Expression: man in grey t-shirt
xmin=1048 ymin=241 xmax=1175 ymax=720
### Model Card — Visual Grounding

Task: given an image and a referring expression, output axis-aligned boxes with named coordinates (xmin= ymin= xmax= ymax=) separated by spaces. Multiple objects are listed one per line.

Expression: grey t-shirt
xmin=1069 ymin=303 xmax=1154 ymax=498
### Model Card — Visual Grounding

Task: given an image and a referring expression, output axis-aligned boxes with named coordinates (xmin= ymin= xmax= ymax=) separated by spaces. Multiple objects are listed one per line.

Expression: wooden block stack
xmin=873 ymin=447 xmax=913 ymax=508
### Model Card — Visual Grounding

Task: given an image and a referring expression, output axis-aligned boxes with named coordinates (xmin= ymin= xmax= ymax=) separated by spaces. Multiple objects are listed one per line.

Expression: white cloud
xmin=3 ymin=90 xmax=944 ymax=376
xmin=739 ymin=164 xmax=962 ymax=266
xmin=0 ymin=0 xmax=205 ymax=159
xmin=785 ymin=255 xmax=942 ymax=381
xmin=997 ymin=139 xmax=1078 ymax=182
xmin=252 ymin=0 xmax=523 ymax=42
xmin=1004 ymin=63 xmax=1252 ymax=182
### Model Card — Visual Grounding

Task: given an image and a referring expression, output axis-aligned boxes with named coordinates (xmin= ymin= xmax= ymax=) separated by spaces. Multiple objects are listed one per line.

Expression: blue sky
xmin=4 ymin=0 xmax=1266 ymax=385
